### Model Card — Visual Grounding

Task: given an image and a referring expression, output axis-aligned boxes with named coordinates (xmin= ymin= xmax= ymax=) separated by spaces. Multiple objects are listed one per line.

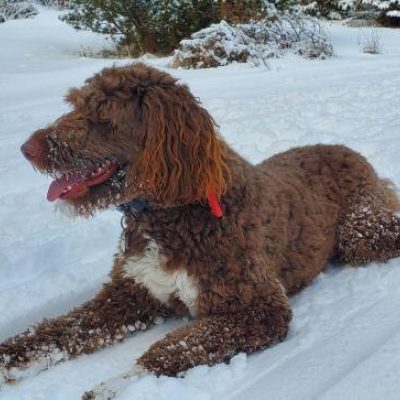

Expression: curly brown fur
xmin=137 ymin=289 xmax=291 ymax=376
xmin=337 ymin=197 xmax=400 ymax=265
xmin=7 ymin=63 xmax=400 ymax=396
xmin=0 ymin=258 xmax=166 ymax=382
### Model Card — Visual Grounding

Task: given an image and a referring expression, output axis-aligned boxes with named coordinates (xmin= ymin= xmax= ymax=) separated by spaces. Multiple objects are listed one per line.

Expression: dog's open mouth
xmin=47 ymin=160 xmax=119 ymax=202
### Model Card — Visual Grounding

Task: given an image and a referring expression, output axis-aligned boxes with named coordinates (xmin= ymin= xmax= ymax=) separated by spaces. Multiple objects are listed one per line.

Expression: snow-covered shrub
xmin=338 ymin=0 xmax=361 ymax=11
xmin=36 ymin=0 xmax=71 ymax=9
xmin=61 ymin=0 xmax=221 ymax=55
xmin=370 ymin=0 xmax=400 ymax=26
xmin=338 ymin=0 xmax=400 ymax=26
xmin=242 ymin=13 xmax=333 ymax=58
xmin=0 ymin=0 xmax=38 ymax=22
xmin=170 ymin=12 xmax=333 ymax=69
xmin=358 ymin=28 xmax=382 ymax=53
xmin=276 ymin=0 xmax=349 ymax=18
xmin=60 ymin=0 xmax=272 ymax=56
xmin=305 ymin=0 xmax=342 ymax=16
xmin=170 ymin=20 xmax=258 ymax=68
xmin=296 ymin=0 xmax=400 ymax=25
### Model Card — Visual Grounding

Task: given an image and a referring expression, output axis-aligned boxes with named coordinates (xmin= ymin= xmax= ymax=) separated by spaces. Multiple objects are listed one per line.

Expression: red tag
xmin=207 ymin=188 xmax=224 ymax=218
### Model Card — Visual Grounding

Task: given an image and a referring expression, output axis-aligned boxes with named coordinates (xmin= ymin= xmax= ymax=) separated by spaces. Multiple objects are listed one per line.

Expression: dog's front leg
xmin=0 ymin=260 xmax=165 ymax=384
xmin=83 ymin=284 xmax=291 ymax=400
xmin=137 ymin=301 xmax=291 ymax=376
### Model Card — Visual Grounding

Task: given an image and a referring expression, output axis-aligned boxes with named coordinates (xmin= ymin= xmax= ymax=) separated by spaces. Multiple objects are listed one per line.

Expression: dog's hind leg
xmin=0 ymin=257 xmax=166 ymax=384
xmin=337 ymin=192 xmax=400 ymax=265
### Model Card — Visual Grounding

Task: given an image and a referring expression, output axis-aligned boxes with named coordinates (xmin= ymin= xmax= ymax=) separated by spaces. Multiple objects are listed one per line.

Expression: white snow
xmin=1 ymin=7 xmax=400 ymax=400
xmin=387 ymin=9 xmax=400 ymax=17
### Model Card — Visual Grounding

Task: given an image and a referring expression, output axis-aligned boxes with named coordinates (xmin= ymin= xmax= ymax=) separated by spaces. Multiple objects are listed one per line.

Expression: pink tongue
xmin=47 ymin=177 xmax=88 ymax=202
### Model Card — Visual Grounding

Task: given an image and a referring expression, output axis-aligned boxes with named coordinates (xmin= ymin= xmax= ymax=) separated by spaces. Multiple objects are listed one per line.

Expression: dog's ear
xmin=134 ymin=83 xmax=231 ymax=206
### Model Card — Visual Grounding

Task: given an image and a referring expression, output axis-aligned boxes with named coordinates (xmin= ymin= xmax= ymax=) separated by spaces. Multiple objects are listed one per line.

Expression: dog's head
xmin=21 ymin=63 xmax=230 ymax=216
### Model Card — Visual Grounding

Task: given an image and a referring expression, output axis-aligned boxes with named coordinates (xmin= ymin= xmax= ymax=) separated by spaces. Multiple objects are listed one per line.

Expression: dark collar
xmin=117 ymin=198 xmax=147 ymax=216
xmin=117 ymin=193 xmax=224 ymax=219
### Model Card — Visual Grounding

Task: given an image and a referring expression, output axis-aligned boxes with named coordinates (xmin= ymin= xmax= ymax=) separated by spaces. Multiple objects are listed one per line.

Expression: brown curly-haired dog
xmin=2 ymin=63 xmax=400 ymax=399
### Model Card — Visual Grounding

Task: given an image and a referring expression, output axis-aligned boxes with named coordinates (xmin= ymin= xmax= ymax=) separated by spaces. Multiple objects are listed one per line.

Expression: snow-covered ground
xmin=1 ymin=7 xmax=400 ymax=400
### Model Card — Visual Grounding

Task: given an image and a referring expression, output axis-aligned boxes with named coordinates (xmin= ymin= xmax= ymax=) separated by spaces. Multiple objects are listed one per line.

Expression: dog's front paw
xmin=0 ymin=337 xmax=67 ymax=385
xmin=82 ymin=364 xmax=148 ymax=400
xmin=0 ymin=350 xmax=21 ymax=385
xmin=0 ymin=364 xmax=11 ymax=385
xmin=0 ymin=355 xmax=27 ymax=385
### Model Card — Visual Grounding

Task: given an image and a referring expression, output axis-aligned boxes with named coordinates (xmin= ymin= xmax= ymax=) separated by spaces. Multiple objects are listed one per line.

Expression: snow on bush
xmin=36 ymin=0 xmax=71 ymax=9
xmin=170 ymin=12 xmax=332 ymax=69
xmin=358 ymin=28 xmax=382 ymax=53
xmin=0 ymin=0 xmax=38 ymax=22
xmin=61 ymin=0 xmax=222 ymax=56
xmin=387 ymin=9 xmax=400 ymax=16
xmin=170 ymin=21 xmax=256 ymax=69
xmin=368 ymin=0 xmax=400 ymax=25
xmin=338 ymin=0 xmax=400 ymax=25
xmin=60 ymin=0 xmax=271 ymax=56
xmin=286 ymin=0 xmax=400 ymax=25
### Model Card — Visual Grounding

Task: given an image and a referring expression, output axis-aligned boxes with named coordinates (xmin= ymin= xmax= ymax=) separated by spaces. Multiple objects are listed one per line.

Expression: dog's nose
xmin=21 ymin=139 xmax=42 ymax=161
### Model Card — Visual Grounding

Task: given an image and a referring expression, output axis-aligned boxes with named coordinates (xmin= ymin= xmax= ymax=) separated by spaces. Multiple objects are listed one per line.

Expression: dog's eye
xmin=88 ymin=118 xmax=111 ymax=138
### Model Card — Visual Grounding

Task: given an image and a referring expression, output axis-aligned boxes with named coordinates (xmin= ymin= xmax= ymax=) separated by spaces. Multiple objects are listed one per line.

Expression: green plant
xmin=61 ymin=0 xmax=270 ymax=55
xmin=61 ymin=0 xmax=221 ymax=55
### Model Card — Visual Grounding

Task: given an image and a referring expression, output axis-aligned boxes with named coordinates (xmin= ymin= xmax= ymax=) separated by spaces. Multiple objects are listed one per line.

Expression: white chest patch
xmin=122 ymin=239 xmax=199 ymax=316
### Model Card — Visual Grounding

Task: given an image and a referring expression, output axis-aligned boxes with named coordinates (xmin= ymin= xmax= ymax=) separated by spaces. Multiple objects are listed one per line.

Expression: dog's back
xmin=256 ymin=144 xmax=400 ymax=294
